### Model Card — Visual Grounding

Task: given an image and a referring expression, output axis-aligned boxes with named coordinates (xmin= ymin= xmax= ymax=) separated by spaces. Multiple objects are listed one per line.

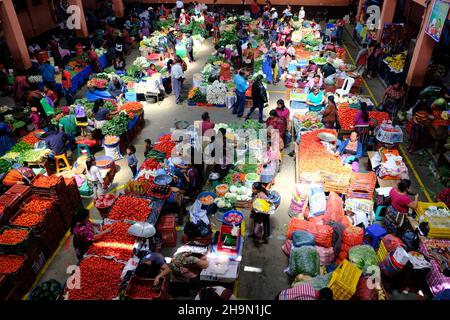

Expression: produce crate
xmin=35 ymin=210 xmax=66 ymax=259
xmin=415 ymin=202 xmax=448 ymax=221
xmin=124 ymin=276 xmax=168 ymax=300
xmin=157 ymin=215 xmax=177 ymax=247
xmin=10 ymin=208 xmax=52 ymax=235
xmin=0 ymin=254 xmax=36 ymax=298
xmin=377 ymin=241 xmax=388 ymax=263
xmin=0 ymin=274 xmax=15 ymax=300
xmin=328 ymin=260 xmax=362 ymax=300
xmin=5 ymin=185 xmax=32 ymax=198
xmin=0 ymin=226 xmax=37 ymax=255
xmin=235 ymin=200 xmax=252 ymax=210
xmin=64 ymin=177 xmax=82 ymax=207
xmin=30 ymin=251 xmax=46 ymax=275
xmin=0 ymin=192 xmax=31 ymax=227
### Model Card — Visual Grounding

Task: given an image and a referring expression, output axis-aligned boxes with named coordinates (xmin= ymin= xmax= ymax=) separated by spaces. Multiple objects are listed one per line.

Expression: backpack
xmin=401 ymin=229 xmax=420 ymax=251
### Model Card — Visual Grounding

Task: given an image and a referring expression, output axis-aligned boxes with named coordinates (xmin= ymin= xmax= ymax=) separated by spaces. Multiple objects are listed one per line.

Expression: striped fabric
xmin=413 ymin=111 xmax=432 ymax=126
xmin=278 ymin=283 xmax=319 ymax=300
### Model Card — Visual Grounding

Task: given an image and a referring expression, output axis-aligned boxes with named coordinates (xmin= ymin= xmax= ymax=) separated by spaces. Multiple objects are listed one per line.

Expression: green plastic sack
xmin=292 ymin=272 xmax=333 ymax=290
xmin=40 ymin=97 xmax=55 ymax=116
xmin=288 ymin=246 xmax=320 ymax=277
xmin=78 ymin=181 xmax=93 ymax=197
xmin=348 ymin=245 xmax=378 ymax=273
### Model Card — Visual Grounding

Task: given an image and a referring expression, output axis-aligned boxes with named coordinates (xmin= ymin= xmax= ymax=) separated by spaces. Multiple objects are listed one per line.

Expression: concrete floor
xmin=20 ymin=25 xmax=446 ymax=300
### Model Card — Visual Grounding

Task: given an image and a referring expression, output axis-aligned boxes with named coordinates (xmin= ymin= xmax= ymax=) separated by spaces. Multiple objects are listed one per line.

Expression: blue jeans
xmin=63 ymin=88 xmax=74 ymax=105
xmin=336 ymin=27 xmax=344 ymax=43
xmin=172 ymin=77 xmax=183 ymax=103
xmin=233 ymin=91 xmax=246 ymax=117
xmin=246 ymin=101 xmax=264 ymax=122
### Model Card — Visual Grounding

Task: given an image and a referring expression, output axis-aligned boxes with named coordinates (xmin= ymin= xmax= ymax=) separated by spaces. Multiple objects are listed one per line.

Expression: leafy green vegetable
xmin=218 ymin=31 xmax=239 ymax=47
xmin=101 ymin=112 xmax=130 ymax=136
xmin=10 ymin=141 xmax=32 ymax=154
xmin=103 ymin=100 xmax=115 ymax=112
xmin=0 ymin=159 xmax=12 ymax=174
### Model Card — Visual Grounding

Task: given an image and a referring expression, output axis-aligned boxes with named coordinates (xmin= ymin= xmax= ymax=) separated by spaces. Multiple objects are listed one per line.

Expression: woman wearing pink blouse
xmin=353 ymin=102 xmax=370 ymax=126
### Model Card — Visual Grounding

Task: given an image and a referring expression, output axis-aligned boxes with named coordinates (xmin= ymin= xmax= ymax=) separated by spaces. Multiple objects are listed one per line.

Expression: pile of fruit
xmin=87 ymin=222 xmax=135 ymax=261
xmin=385 ymin=51 xmax=406 ymax=72
xmin=11 ymin=210 xmax=46 ymax=227
xmin=0 ymin=254 xmax=26 ymax=274
xmin=121 ymin=101 xmax=143 ymax=114
xmin=298 ymin=129 xmax=346 ymax=175
xmin=104 ymin=135 xmax=119 ymax=145
xmin=295 ymin=112 xmax=324 ymax=129
xmin=87 ymin=78 xmax=108 ymax=89
xmin=94 ymin=194 xmax=116 ymax=209
xmin=224 ymin=212 xmax=243 ymax=225
xmin=108 ymin=196 xmax=151 ymax=222
xmin=22 ymin=198 xmax=53 ymax=213
xmin=21 ymin=130 xmax=44 ymax=146
xmin=126 ymin=282 xmax=160 ymax=299
xmin=337 ymin=109 xmax=390 ymax=130
xmin=67 ymin=256 xmax=123 ymax=300
xmin=0 ymin=228 xmax=29 ymax=245
xmin=32 ymin=175 xmax=61 ymax=188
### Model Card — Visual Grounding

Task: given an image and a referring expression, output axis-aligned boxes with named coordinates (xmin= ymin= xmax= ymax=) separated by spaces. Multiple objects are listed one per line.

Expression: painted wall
xmin=16 ymin=0 xmax=56 ymax=40
xmin=127 ymin=0 xmax=351 ymax=6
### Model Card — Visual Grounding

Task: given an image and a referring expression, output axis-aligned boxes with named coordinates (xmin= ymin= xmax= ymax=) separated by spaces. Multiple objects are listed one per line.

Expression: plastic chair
xmin=54 ymin=153 xmax=72 ymax=173
xmin=335 ymin=77 xmax=355 ymax=100
xmin=364 ymin=224 xmax=387 ymax=251
xmin=77 ymin=143 xmax=91 ymax=158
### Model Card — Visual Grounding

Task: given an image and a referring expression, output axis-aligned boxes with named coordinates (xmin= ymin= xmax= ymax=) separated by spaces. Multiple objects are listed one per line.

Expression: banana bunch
xmin=386 ymin=51 xmax=407 ymax=72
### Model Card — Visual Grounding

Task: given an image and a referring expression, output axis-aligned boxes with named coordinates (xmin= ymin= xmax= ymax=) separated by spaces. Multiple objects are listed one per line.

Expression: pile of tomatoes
xmin=127 ymin=283 xmax=160 ymax=299
xmin=152 ymin=141 xmax=176 ymax=157
xmin=32 ymin=175 xmax=61 ymax=188
xmin=337 ymin=109 xmax=390 ymax=130
xmin=22 ymin=198 xmax=53 ymax=213
xmin=87 ymin=222 xmax=135 ymax=261
xmin=11 ymin=210 xmax=46 ymax=227
xmin=141 ymin=158 xmax=161 ymax=171
xmin=108 ymin=196 xmax=151 ymax=222
xmin=224 ymin=212 xmax=243 ymax=225
xmin=298 ymin=129 xmax=346 ymax=175
xmin=0 ymin=228 xmax=29 ymax=245
xmin=0 ymin=254 xmax=26 ymax=274
xmin=21 ymin=130 xmax=44 ymax=146
xmin=67 ymin=256 xmax=123 ymax=300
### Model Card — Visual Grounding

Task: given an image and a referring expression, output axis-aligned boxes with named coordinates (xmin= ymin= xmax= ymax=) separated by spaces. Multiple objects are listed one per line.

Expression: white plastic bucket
xmin=392 ymin=247 xmax=410 ymax=268
xmin=245 ymin=173 xmax=259 ymax=190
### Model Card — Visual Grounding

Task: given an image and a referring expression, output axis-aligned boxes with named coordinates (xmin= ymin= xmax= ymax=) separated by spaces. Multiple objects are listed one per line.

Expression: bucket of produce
xmin=154 ymin=174 xmax=173 ymax=186
xmin=102 ymin=135 xmax=120 ymax=148
xmin=245 ymin=173 xmax=260 ymax=190
xmin=197 ymin=191 xmax=217 ymax=215
xmin=215 ymin=184 xmax=229 ymax=197
xmin=222 ymin=210 xmax=245 ymax=226
xmin=95 ymin=156 xmax=114 ymax=169
xmin=268 ymin=190 xmax=281 ymax=209
xmin=94 ymin=194 xmax=116 ymax=219
xmin=174 ymin=120 xmax=190 ymax=130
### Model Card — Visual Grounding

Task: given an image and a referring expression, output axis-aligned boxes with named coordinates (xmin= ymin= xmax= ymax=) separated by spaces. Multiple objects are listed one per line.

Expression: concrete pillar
xmin=112 ymin=0 xmax=124 ymax=18
xmin=405 ymin=2 xmax=435 ymax=87
xmin=0 ymin=0 xmax=31 ymax=70
xmin=377 ymin=0 xmax=397 ymax=42
xmin=356 ymin=0 xmax=365 ymax=23
xmin=68 ymin=0 xmax=89 ymax=38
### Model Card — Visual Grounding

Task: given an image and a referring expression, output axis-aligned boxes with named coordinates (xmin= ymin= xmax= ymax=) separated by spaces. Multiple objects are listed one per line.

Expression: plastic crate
xmin=10 ymin=208 xmax=52 ymax=235
xmin=157 ymin=214 xmax=176 ymax=230
xmin=377 ymin=241 xmax=388 ymax=263
xmin=5 ymin=185 xmax=32 ymax=198
xmin=328 ymin=260 xmax=362 ymax=300
xmin=0 ymin=254 xmax=36 ymax=297
xmin=0 ymin=226 xmax=36 ymax=254
xmin=124 ymin=276 xmax=168 ymax=300
xmin=159 ymin=229 xmax=177 ymax=247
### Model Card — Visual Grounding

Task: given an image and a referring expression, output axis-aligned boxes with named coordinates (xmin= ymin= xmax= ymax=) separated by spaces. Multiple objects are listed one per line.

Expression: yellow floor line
xmin=343 ymin=42 xmax=433 ymax=202
xmin=267 ymin=90 xmax=287 ymax=94
xmin=22 ymin=230 xmax=71 ymax=300
xmin=398 ymin=145 xmax=432 ymax=202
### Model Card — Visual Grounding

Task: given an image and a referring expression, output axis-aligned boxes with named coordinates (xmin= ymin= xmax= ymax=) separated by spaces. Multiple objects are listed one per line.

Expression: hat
xmin=148 ymin=7 xmax=154 ymax=10
xmin=31 ymin=107 xmax=38 ymax=112
xmin=181 ymin=9 xmax=185 ymax=13
xmin=169 ymin=27 xmax=176 ymax=32
xmin=270 ymin=8 xmax=276 ymax=12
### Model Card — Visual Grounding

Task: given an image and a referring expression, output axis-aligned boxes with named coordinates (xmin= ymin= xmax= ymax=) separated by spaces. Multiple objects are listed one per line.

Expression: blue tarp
xmin=127 ymin=114 xmax=140 ymax=130
xmin=86 ymin=89 xmax=114 ymax=101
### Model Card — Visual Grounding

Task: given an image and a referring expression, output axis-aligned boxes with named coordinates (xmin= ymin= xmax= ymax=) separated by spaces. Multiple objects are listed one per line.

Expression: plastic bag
xmin=349 ymin=245 xmax=378 ymax=273
xmin=288 ymin=246 xmax=320 ymax=277
xmin=189 ymin=200 xmax=209 ymax=225
xmin=78 ymin=180 xmax=93 ymax=197
xmin=281 ymin=239 xmax=293 ymax=257
xmin=309 ymin=183 xmax=326 ymax=216
xmin=382 ymin=234 xmax=404 ymax=252
xmin=351 ymin=276 xmax=378 ymax=300
xmin=315 ymin=246 xmax=335 ymax=266
xmin=292 ymin=231 xmax=315 ymax=248
xmin=324 ymin=192 xmax=345 ymax=223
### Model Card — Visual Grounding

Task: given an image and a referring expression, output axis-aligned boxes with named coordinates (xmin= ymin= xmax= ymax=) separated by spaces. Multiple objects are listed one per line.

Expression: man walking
xmin=185 ymin=33 xmax=194 ymax=63
xmin=245 ymin=75 xmax=267 ymax=123
xmin=233 ymin=69 xmax=249 ymax=118
xmin=171 ymin=56 xmax=185 ymax=104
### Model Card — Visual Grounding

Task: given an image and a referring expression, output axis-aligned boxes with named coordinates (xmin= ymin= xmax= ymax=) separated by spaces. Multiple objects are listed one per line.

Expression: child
xmin=29 ymin=107 xmax=40 ymax=130
xmin=144 ymin=139 xmax=153 ymax=158
xmin=147 ymin=64 xmax=158 ymax=76
xmin=127 ymin=145 xmax=138 ymax=177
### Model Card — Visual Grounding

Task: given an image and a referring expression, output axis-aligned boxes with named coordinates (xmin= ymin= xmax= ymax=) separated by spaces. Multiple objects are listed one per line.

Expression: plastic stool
xmin=54 ymin=153 xmax=72 ymax=173
xmin=77 ymin=144 xmax=91 ymax=158
xmin=364 ymin=224 xmax=387 ymax=251
xmin=374 ymin=205 xmax=387 ymax=222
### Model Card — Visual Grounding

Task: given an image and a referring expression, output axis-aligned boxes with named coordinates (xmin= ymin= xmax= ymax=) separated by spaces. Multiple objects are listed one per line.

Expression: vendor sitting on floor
xmin=43 ymin=124 xmax=72 ymax=157
xmin=334 ymin=131 xmax=362 ymax=172
xmin=306 ymin=86 xmax=325 ymax=112
xmin=91 ymin=99 xmax=111 ymax=129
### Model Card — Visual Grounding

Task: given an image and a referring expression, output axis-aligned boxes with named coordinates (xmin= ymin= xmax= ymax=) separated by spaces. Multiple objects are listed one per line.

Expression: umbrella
xmin=128 ymin=222 xmax=156 ymax=238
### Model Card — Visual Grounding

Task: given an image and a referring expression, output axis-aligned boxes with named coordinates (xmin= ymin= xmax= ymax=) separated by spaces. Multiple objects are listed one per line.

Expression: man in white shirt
xmin=299 ymin=6 xmax=305 ymax=21
xmin=270 ymin=8 xmax=278 ymax=20
xmin=171 ymin=57 xmax=185 ymax=104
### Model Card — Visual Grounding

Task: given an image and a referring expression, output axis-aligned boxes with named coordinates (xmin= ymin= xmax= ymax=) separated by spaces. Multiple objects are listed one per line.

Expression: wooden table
xmin=367 ymin=151 xmax=400 ymax=188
